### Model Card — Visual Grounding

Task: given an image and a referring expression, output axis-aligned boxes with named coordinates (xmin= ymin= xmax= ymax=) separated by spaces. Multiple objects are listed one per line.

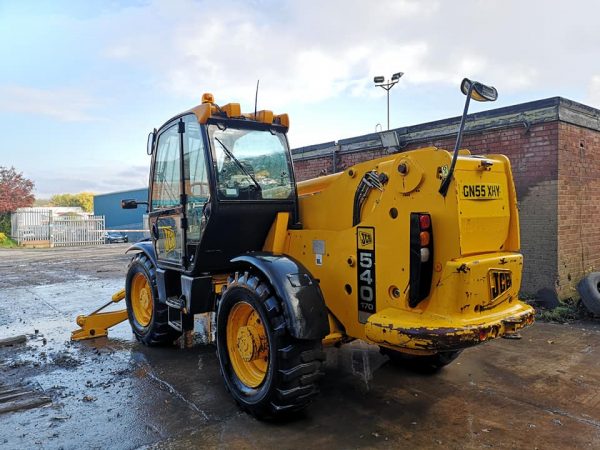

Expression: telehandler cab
xmin=73 ymin=79 xmax=534 ymax=418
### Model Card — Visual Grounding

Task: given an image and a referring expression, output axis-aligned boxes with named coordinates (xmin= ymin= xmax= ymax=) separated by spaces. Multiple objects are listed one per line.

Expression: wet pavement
xmin=1 ymin=245 xmax=600 ymax=449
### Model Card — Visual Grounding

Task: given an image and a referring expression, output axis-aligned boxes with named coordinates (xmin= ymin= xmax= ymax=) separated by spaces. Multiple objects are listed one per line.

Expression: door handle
xmin=152 ymin=223 xmax=159 ymax=240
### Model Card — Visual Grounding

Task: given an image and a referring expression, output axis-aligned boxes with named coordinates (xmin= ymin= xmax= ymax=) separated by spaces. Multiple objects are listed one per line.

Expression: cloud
xmin=31 ymin=163 xmax=149 ymax=199
xmin=92 ymin=0 xmax=600 ymax=114
xmin=588 ymin=75 xmax=600 ymax=107
xmin=97 ymin=0 xmax=449 ymax=108
xmin=5 ymin=0 xmax=600 ymax=195
xmin=7 ymin=0 xmax=600 ymax=117
xmin=0 ymin=85 xmax=101 ymax=122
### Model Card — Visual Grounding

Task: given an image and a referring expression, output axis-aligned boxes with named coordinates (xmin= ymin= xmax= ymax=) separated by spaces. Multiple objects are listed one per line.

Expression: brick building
xmin=291 ymin=97 xmax=600 ymax=302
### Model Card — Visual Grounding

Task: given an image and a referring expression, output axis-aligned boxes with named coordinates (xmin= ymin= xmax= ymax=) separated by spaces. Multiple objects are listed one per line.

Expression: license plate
xmin=489 ymin=270 xmax=512 ymax=300
xmin=460 ymin=183 xmax=502 ymax=200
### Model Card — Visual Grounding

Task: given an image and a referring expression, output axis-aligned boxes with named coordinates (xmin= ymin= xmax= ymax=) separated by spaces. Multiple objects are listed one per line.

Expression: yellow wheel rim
xmin=131 ymin=272 xmax=153 ymax=327
xmin=226 ymin=302 xmax=269 ymax=388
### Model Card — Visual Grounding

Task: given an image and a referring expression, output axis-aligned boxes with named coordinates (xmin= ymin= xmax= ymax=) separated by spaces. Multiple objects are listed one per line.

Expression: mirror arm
xmin=439 ymin=83 xmax=474 ymax=197
xmin=121 ymin=199 xmax=149 ymax=210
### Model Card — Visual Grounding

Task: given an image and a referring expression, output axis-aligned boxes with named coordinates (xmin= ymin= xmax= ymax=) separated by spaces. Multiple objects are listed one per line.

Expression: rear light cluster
xmin=409 ymin=213 xmax=434 ymax=308
xmin=419 ymin=214 xmax=431 ymax=262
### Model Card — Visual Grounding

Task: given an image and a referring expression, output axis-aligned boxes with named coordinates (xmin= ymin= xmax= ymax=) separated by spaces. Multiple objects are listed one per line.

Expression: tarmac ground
xmin=0 ymin=245 xmax=599 ymax=449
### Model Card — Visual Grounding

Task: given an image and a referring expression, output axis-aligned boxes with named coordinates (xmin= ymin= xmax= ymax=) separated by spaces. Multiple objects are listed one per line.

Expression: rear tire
xmin=125 ymin=253 xmax=181 ymax=346
xmin=381 ymin=347 xmax=462 ymax=372
xmin=576 ymin=272 xmax=600 ymax=316
xmin=216 ymin=271 xmax=325 ymax=419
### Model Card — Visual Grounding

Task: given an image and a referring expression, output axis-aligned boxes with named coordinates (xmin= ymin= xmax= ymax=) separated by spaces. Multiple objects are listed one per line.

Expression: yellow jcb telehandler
xmin=73 ymin=78 xmax=534 ymax=418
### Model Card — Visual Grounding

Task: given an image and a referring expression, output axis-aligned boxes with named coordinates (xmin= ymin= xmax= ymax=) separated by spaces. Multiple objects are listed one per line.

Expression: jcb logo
xmin=161 ymin=226 xmax=177 ymax=253
xmin=489 ymin=270 xmax=512 ymax=300
xmin=359 ymin=231 xmax=372 ymax=246
xmin=357 ymin=228 xmax=374 ymax=251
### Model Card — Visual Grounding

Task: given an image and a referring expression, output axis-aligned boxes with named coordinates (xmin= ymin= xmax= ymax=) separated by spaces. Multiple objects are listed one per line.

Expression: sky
xmin=1 ymin=0 xmax=600 ymax=199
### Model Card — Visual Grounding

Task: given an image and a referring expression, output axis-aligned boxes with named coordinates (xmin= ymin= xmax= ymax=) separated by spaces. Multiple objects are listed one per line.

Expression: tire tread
xmin=126 ymin=253 xmax=180 ymax=346
xmin=577 ymin=273 xmax=600 ymax=316
xmin=217 ymin=271 xmax=324 ymax=419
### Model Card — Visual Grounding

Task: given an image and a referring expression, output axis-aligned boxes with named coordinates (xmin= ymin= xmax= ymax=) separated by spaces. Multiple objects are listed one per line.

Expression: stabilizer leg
xmin=71 ymin=288 xmax=128 ymax=341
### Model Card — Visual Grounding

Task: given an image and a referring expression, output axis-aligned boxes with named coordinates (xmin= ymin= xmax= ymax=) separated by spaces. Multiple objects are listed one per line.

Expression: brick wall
xmin=455 ymin=123 xmax=560 ymax=297
xmin=557 ymin=123 xmax=600 ymax=298
xmin=294 ymin=157 xmax=334 ymax=181
xmin=293 ymin=122 xmax=561 ymax=298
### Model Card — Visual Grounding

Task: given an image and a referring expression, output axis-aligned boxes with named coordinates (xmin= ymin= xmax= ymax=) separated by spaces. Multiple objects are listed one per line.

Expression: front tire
xmin=125 ymin=253 xmax=181 ymax=346
xmin=216 ymin=272 xmax=325 ymax=419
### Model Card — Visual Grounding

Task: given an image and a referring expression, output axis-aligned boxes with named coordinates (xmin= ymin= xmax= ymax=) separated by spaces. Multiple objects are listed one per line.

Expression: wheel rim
xmin=131 ymin=272 xmax=153 ymax=327
xmin=226 ymin=302 xmax=269 ymax=388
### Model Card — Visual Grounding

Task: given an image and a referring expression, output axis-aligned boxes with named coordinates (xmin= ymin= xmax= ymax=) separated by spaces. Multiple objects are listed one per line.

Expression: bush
xmin=535 ymin=298 xmax=594 ymax=323
xmin=0 ymin=232 xmax=17 ymax=248
xmin=0 ymin=213 xmax=10 ymax=236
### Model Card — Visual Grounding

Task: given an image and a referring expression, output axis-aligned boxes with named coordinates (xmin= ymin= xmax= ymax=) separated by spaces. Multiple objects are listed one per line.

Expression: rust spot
xmin=457 ymin=264 xmax=469 ymax=273
xmin=479 ymin=295 xmax=510 ymax=311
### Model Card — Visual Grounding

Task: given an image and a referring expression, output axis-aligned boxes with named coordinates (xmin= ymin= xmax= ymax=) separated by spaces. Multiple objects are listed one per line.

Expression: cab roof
xmin=186 ymin=93 xmax=289 ymax=131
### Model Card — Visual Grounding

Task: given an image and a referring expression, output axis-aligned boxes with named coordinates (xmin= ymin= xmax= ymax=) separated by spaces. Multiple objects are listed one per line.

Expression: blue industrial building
xmin=94 ymin=188 xmax=149 ymax=241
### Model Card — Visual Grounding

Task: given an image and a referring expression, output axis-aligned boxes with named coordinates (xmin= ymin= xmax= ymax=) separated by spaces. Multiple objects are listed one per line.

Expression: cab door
xmin=182 ymin=115 xmax=211 ymax=271
xmin=149 ymin=119 xmax=186 ymax=269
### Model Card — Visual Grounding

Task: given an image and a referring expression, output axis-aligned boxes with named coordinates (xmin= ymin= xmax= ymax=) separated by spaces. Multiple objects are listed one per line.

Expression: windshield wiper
xmin=214 ymin=137 xmax=261 ymax=191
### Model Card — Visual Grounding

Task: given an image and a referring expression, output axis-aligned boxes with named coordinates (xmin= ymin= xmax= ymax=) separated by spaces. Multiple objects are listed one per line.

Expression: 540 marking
xmin=357 ymin=227 xmax=376 ymax=323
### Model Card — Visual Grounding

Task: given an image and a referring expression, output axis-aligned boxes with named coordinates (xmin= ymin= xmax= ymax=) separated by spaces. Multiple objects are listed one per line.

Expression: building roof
xmin=16 ymin=206 xmax=86 ymax=214
xmin=291 ymin=97 xmax=600 ymax=161
xmin=93 ymin=187 xmax=148 ymax=198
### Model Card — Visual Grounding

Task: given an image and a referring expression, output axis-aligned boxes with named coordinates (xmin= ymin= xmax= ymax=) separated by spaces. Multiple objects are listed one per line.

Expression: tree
xmin=0 ymin=166 xmax=35 ymax=235
xmin=0 ymin=166 xmax=35 ymax=213
xmin=50 ymin=192 xmax=94 ymax=212
xmin=34 ymin=198 xmax=51 ymax=207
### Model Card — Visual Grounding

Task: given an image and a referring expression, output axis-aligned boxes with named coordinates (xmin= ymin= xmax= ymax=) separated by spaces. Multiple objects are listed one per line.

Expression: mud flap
xmin=231 ymin=252 xmax=329 ymax=340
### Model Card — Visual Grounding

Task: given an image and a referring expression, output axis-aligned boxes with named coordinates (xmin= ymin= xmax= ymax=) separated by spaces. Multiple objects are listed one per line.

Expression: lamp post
xmin=374 ymin=72 xmax=404 ymax=130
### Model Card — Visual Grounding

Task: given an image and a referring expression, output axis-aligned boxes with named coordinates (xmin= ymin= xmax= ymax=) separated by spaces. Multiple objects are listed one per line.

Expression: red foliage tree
xmin=0 ymin=166 xmax=35 ymax=213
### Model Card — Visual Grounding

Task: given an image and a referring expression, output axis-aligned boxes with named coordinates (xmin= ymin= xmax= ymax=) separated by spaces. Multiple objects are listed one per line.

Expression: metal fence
xmin=11 ymin=208 xmax=105 ymax=247
xmin=52 ymin=215 xmax=105 ymax=247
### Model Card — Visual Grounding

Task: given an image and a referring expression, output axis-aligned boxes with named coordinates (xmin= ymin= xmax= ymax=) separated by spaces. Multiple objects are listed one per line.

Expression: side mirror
xmin=439 ymin=77 xmax=499 ymax=197
xmin=460 ymin=78 xmax=498 ymax=102
xmin=147 ymin=129 xmax=156 ymax=155
xmin=121 ymin=199 xmax=139 ymax=209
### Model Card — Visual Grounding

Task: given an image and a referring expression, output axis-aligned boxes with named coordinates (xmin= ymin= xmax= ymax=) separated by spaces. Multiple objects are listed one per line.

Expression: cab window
xmin=183 ymin=116 xmax=209 ymax=241
xmin=152 ymin=124 xmax=180 ymax=210
xmin=208 ymin=124 xmax=293 ymax=201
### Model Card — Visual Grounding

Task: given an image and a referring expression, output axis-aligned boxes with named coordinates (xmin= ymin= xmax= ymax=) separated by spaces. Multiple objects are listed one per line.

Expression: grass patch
xmin=0 ymin=233 xmax=18 ymax=248
xmin=535 ymin=298 xmax=594 ymax=323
